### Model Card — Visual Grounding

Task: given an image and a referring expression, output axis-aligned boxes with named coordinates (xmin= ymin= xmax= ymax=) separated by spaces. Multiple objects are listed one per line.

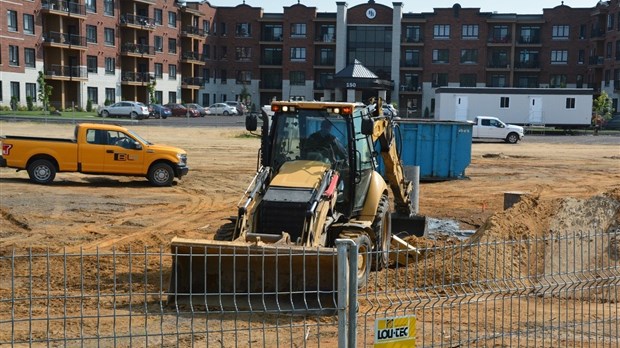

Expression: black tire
xmin=354 ymin=234 xmax=372 ymax=287
xmin=130 ymin=111 xmax=138 ymax=120
xmin=214 ymin=220 xmax=237 ymax=241
xmin=506 ymin=132 xmax=519 ymax=144
xmin=371 ymin=194 xmax=391 ymax=271
xmin=223 ymin=111 xmax=230 ymax=116
xmin=27 ymin=159 xmax=56 ymax=184
xmin=101 ymin=110 xmax=109 ymax=118
xmin=147 ymin=163 xmax=174 ymax=186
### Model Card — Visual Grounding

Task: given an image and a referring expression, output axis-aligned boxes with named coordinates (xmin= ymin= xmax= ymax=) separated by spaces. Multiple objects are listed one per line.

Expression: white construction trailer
xmin=435 ymin=87 xmax=593 ymax=128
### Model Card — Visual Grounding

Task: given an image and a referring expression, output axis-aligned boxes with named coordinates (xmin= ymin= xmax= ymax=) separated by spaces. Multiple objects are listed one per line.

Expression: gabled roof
xmin=334 ymin=59 xmax=378 ymax=79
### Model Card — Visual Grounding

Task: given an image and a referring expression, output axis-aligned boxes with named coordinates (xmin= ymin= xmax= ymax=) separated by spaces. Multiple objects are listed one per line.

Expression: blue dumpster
xmin=378 ymin=119 xmax=472 ymax=181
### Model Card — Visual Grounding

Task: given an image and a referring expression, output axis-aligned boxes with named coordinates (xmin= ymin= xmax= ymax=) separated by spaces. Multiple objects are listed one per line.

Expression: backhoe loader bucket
xmin=391 ymin=212 xmax=428 ymax=237
xmin=167 ymin=237 xmax=339 ymax=314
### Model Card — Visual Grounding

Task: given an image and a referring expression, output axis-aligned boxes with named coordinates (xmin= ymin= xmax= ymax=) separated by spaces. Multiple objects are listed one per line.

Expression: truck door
xmin=103 ymin=130 xmax=144 ymax=174
xmin=477 ymin=118 xmax=494 ymax=138
xmin=79 ymin=128 xmax=106 ymax=172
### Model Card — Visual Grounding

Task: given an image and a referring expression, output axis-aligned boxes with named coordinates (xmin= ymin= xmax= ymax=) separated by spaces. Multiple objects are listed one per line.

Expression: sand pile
xmin=375 ymin=189 xmax=620 ymax=299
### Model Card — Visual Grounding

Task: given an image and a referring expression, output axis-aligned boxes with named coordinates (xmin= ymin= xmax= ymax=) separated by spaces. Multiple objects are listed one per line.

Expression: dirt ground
xmin=0 ymin=121 xmax=619 ymax=345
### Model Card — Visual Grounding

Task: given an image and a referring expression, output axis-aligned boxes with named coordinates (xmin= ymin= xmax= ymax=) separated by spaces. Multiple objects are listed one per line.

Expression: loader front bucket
xmin=167 ymin=237 xmax=339 ymax=314
xmin=391 ymin=212 xmax=428 ymax=237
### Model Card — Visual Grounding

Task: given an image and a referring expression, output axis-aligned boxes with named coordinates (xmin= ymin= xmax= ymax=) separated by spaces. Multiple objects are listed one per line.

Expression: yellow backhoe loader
xmin=168 ymin=100 xmax=426 ymax=311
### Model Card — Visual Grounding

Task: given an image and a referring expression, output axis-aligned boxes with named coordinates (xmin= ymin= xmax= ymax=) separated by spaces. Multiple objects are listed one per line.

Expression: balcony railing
xmin=514 ymin=61 xmax=540 ymax=69
xmin=121 ymin=43 xmax=155 ymax=56
xmin=316 ymin=58 xmax=335 ymax=66
xmin=488 ymin=35 xmax=511 ymax=43
xmin=487 ymin=61 xmax=511 ymax=68
xmin=315 ymin=34 xmax=335 ymax=42
xmin=181 ymin=26 xmax=207 ymax=37
xmin=121 ymin=72 xmax=153 ymax=83
xmin=46 ymin=64 xmax=87 ymax=78
xmin=260 ymin=58 xmax=283 ymax=65
xmin=43 ymin=31 xmax=87 ymax=47
xmin=399 ymin=85 xmax=421 ymax=92
xmin=401 ymin=60 xmax=421 ymax=68
xmin=261 ymin=34 xmax=283 ymax=42
xmin=182 ymin=77 xmax=204 ymax=86
xmin=589 ymin=56 xmax=604 ymax=65
xmin=42 ymin=1 xmax=86 ymax=16
xmin=182 ymin=51 xmax=207 ymax=62
xmin=120 ymin=14 xmax=155 ymax=29
xmin=403 ymin=36 xmax=423 ymax=43
xmin=590 ymin=29 xmax=605 ymax=38
xmin=260 ymin=82 xmax=283 ymax=89
xmin=518 ymin=35 xmax=540 ymax=44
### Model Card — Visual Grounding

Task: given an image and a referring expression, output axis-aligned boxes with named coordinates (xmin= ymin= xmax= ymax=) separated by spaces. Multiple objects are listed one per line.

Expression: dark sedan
xmin=164 ymin=103 xmax=200 ymax=117
xmin=147 ymin=104 xmax=172 ymax=119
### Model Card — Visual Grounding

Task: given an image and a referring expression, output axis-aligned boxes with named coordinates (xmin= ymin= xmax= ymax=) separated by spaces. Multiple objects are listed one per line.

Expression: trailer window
xmin=565 ymin=97 xmax=575 ymax=109
xmin=500 ymin=97 xmax=510 ymax=108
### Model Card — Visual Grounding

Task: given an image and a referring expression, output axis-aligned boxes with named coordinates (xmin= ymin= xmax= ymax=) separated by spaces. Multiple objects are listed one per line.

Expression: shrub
xmin=86 ymin=99 xmax=93 ymax=112
xmin=104 ymin=99 xmax=112 ymax=106
xmin=49 ymin=106 xmax=57 ymax=113
xmin=26 ymin=96 xmax=34 ymax=111
xmin=10 ymin=96 xmax=18 ymax=111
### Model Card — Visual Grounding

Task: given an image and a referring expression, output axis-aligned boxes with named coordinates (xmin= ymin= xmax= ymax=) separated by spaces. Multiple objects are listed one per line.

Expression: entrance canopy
xmin=326 ymin=59 xmax=394 ymax=90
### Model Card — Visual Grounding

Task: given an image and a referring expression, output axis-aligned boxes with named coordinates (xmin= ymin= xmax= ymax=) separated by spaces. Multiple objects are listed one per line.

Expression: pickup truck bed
xmin=2 ymin=135 xmax=76 ymax=143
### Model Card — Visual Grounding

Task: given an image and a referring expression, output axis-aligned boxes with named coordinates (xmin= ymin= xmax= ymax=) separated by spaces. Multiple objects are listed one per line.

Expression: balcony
xmin=260 ymin=34 xmax=283 ymax=43
xmin=181 ymin=51 xmax=207 ymax=64
xmin=121 ymin=43 xmax=155 ymax=57
xmin=46 ymin=64 xmax=87 ymax=80
xmin=517 ymin=36 xmax=541 ymax=45
xmin=121 ymin=72 xmax=153 ymax=85
xmin=487 ymin=61 xmax=511 ymax=69
xmin=487 ymin=35 xmax=511 ymax=44
xmin=260 ymin=58 xmax=283 ymax=66
xmin=589 ymin=56 xmax=604 ymax=65
xmin=315 ymin=58 xmax=335 ymax=67
xmin=41 ymin=1 xmax=86 ymax=17
xmin=120 ymin=14 xmax=156 ymax=30
xmin=401 ymin=60 xmax=421 ymax=68
xmin=590 ymin=29 xmax=605 ymax=39
xmin=402 ymin=36 xmax=423 ymax=44
xmin=43 ymin=31 xmax=87 ymax=49
xmin=399 ymin=85 xmax=422 ymax=93
xmin=260 ymin=82 xmax=283 ymax=89
xmin=182 ymin=77 xmax=205 ymax=88
xmin=181 ymin=26 xmax=208 ymax=38
xmin=314 ymin=34 xmax=335 ymax=43
xmin=514 ymin=61 xmax=540 ymax=69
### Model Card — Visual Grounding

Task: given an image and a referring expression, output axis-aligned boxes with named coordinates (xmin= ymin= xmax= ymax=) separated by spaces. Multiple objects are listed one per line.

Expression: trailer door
xmin=455 ymin=95 xmax=468 ymax=121
xmin=528 ymin=97 xmax=543 ymax=124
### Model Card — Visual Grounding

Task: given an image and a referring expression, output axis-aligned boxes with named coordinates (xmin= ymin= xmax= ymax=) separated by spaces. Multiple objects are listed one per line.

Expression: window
xmin=608 ymin=14 xmax=615 ymax=30
xmin=154 ymin=63 xmax=163 ymax=78
xmin=403 ymin=50 xmax=420 ymax=67
xmin=432 ymin=73 xmax=448 ymax=87
xmin=168 ymin=92 xmax=177 ymax=104
xmin=104 ymin=57 xmax=115 ymax=75
xmin=235 ymin=47 xmax=251 ymax=61
xmin=291 ymin=23 xmax=307 ymax=37
xmin=220 ymin=70 xmax=227 ymax=84
xmin=154 ymin=9 xmax=162 ymax=26
xmin=318 ymin=47 xmax=335 ymax=65
xmin=24 ymin=48 xmax=35 ymax=68
xmin=87 ymin=55 xmax=97 ymax=73
xmin=236 ymin=23 xmax=251 ymax=37
xmin=168 ymin=38 xmax=177 ymax=54
xmin=552 ymin=25 xmax=569 ymax=39
xmin=104 ymin=28 xmax=114 ymax=45
xmin=500 ymin=97 xmax=510 ymax=108
xmin=85 ymin=0 xmax=96 ymax=13
xmin=23 ymin=14 xmax=34 ymax=35
xmin=459 ymin=74 xmax=476 ymax=87
xmin=168 ymin=64 xmax=176 ymax=79
xmin=520 ymin=26 xmax=540 ymax=43
xmin=433 ymin=24 xmax=450 ymax=39
xmin=9 ymin=45 xmax=19 ymax=66
xmin=462 ymin=25 xmax=478 ymax=39
xmin=154 ymin=36 xmax=163 ymax=52
xmin=460 ymin=49 xmax=478 ymax=64
xmin=236 ymin=70 xmax=251 ymax=84
xmin=7 ymin=10 xmax=17 ymax=32
xmin=551 ymin=50 xmax=568 ymax=64
xmin=616 ymin=40 xmax=620 ymax=60
xmin=289 ymin=71 xmax=305 ymax=85
xmin=489 ymin=74 xmax=508 ymax=87
xmin=432 ymin=49 xmax=449 ymax=63
xmin=11 ymin=81 xmax=20 ymax=102
xmin=104 ymin=88 xmax=115 ymax=103
xmin=103 ymin=0 xmax=114 ymax=16
xmin=168 ymin=11 xmax=176 ymax=28
xmin=290 ymin=47 xmax=306 ymax=60
xmin=155 ymin=91 xmax=163 ymax=104
xmin=566 ymin=97 xmax=575 ymax=109
xmin=550 ymin=74 xmax=567 ymax=88
xmin=579 ymin=49 xmax=585 ymax=64
xmin=86 ymin=25 xmax=97 ymax=43
xmin=404 ymin=25 xmax=421 ymax=42
xmin=220 ymin=22 xmax=227 ymax=36
xmin=203 ymin=20 xmax=210 ymax=34
xmin=263 ymin=24 xmax=283 ymax=41
xmin=490 ymin=25 xmax=509 ymax=42
xmin=26 ymin=83 xmax=36 ymax=102
xmin=87 ymin=87 xmax=98 ymax=104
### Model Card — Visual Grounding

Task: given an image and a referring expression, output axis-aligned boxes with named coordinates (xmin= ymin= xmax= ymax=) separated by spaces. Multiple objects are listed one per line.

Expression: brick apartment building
xmin=1 ymin=0 xmax=619 ymax=117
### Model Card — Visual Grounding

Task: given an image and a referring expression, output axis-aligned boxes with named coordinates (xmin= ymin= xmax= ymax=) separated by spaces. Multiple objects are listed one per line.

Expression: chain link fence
xmin=1 ymin=229 xmax=618 ymax=347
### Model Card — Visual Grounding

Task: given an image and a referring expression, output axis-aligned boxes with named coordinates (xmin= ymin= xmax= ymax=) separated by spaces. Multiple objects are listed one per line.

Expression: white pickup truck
xmin=471 ymin=116 xmax=524 ymax=144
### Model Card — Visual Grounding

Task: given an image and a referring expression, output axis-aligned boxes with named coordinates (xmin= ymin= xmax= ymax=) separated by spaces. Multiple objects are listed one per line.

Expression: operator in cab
xmin=305 ymin=119 xmax=347 ymax=163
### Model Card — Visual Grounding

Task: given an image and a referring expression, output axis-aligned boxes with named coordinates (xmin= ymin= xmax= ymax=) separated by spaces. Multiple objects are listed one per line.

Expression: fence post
xmin=336 ymin=238 xmax=358 ymax=348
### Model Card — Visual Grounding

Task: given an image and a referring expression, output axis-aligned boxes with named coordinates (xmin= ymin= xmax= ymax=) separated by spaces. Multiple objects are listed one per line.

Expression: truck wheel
xmin=27 ymin=159 xmax=56 ymax=184
xmin=354 ymin=234 xmax=372 ymax=287
xmin=148 ymin=163 xmax=174 ymax=186
xmin=505 ymin=132 xmax=519 ymax=144
xmin=101 ymin=110 xmax=109 ymax=118
xmin=371 ymin=194 xmax=391 ymax=271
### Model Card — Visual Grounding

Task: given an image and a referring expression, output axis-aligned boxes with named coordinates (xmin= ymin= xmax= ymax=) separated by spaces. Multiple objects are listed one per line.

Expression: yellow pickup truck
xmin=0 ymin=123 xmax=188 ymax=186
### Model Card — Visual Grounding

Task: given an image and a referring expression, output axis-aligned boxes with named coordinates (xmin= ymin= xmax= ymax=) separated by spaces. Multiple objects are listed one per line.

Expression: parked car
xmin=185 ymin=103 xmax=210 ymax=117
xmin=146 ymin=104 xmax=172 ymax=119
xmin=208 ymin=103 xmax=239 ymax=116
xmin=224 ymin=101 xmax=248 ymax=115
xmin=98 ymin=101 xmax=150 ymax=119
xmin=164 ymin=103 xmax=200 ymax=117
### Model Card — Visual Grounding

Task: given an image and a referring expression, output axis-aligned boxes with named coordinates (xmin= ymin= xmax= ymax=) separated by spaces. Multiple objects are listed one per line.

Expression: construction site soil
xmin=0 ymin=122 xmax=618 ymax=345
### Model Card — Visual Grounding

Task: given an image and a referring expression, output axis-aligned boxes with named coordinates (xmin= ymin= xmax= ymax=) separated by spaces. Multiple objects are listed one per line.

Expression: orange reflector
xmin=271 ymin=105 xmax=280 ymax=112
xmin=342 ymin=106 xmax=352 ymax=114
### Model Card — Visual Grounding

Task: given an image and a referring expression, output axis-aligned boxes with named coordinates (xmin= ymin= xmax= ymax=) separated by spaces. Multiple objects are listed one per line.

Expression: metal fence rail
xmin=1 ymin=230 xmax=618 ymax=347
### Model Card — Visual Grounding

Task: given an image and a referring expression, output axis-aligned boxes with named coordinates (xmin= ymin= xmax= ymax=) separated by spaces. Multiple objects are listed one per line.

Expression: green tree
xmin=37 ymin=71 xmax=53 ymax=113
xmin=240 ymin=84 xmax=251 ymax=105
xmin=592 ymin=91 xmax=613 ymax=134
xmin=147 ymin=78 xmax=157 ymax=104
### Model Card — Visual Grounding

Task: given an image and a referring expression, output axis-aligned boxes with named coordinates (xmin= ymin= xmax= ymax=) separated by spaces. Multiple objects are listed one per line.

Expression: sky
xmin=207 ymin=0 xmax=600 ymax=14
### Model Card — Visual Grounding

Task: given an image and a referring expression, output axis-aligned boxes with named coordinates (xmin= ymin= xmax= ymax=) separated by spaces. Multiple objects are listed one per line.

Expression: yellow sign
xmin=374 ymin=315 xmax=416 ymax=347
